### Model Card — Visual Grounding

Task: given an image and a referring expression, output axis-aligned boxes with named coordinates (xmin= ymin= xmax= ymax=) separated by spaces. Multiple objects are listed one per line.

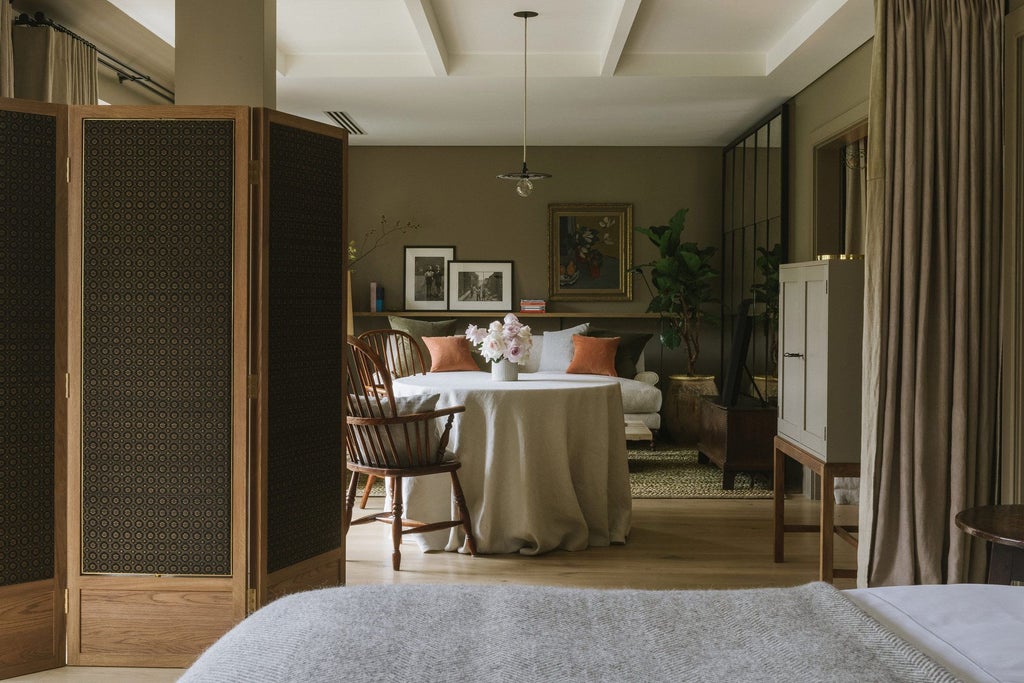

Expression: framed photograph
xmin=404 ymin=246 xmax=455 ymax=310
xmin=448 ymin=261 xmax=514 ymax=311
xmin=548 ymin=202 xmax=633 ymax=301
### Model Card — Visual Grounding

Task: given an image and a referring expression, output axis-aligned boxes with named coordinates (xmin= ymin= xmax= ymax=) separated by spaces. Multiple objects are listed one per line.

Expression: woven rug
xmin=628 ymin=447 xmax=772 ymax=499
xmin=358 ymin=446 xmax=772 ymax=500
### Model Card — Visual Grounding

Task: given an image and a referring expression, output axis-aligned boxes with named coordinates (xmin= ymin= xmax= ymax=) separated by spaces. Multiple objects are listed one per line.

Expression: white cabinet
xmin=777 ymin=259 xmax=864 ymax=462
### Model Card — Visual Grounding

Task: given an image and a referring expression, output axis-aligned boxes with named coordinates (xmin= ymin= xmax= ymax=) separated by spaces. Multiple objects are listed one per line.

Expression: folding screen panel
xmin=65 ymin=106 xmax=250 ymax=666
xmin=0 ymin=99 xmax=67 ymax=679
xmin=250 ymin=109 xmax=347 ymax=604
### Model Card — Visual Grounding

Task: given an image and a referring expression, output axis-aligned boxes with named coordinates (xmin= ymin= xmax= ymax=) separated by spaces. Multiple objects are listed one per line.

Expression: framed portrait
xmin=448 ymin=261 xmax=514 ymax=311
xmin=548 ymin=202 xmax=633 ymax=301
xmin=404 ymin=246 xmax=455 ymax=310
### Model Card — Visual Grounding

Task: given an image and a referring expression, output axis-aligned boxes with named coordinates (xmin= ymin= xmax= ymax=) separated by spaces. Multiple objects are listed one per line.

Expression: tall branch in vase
xmin=348 ymin=215 xmax=421 ymax=269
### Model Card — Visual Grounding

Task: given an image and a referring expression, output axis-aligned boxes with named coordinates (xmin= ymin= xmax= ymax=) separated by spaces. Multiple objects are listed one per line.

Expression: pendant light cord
xmin=521 ymin=13 xmax=529 ymax=165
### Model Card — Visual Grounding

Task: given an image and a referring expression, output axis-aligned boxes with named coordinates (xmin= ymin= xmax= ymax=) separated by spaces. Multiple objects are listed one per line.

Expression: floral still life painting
xmin=548 ymin=203 xmax=632 ymax=301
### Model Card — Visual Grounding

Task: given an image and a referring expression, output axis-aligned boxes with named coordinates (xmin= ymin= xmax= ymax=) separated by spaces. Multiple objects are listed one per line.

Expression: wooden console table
xmin=955 ymin=504 xmax=1024 ymax=585
xmin=773 ymin=435 xmax=859 ymax=582
xmin=696 ymin=396 xmax=776 ymax=489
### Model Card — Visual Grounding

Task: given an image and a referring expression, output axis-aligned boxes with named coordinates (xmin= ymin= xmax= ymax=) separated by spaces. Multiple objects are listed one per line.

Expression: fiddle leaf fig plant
xmin=632 ymin=208 xmax=718 ymax=375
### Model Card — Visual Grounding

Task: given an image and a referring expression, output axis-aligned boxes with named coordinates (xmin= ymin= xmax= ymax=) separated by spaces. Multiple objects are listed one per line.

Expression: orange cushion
xmin=565 ymin=335 xmax=619 ymax=377
xmin=422 ymin=336 xmax=479 ymax=372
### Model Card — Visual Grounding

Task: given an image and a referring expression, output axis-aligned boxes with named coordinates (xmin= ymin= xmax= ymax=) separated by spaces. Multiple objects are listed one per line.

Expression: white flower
xmin=464 ymin=314 xmax=533 ymax=365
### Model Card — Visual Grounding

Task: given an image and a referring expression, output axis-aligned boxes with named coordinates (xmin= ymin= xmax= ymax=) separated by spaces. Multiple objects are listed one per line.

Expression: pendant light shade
xmin=497 ymin=10 xmax=550 ymax=197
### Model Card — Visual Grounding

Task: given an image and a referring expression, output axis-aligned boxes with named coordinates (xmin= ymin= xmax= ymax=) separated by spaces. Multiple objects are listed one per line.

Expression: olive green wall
xmin=348 ymin=145 xmax=723 ymax=376
xmin=788 ymin=39 xmax=873 ymax=261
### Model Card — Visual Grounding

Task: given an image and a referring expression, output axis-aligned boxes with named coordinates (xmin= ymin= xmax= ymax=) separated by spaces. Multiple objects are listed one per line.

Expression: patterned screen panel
xmin=80 ymin=119 xmax=235 ymax=576
xmin=266 ymin=122 xmax=344 ymax=573
xmin=0 ymin=110 xmax=56 ymax=587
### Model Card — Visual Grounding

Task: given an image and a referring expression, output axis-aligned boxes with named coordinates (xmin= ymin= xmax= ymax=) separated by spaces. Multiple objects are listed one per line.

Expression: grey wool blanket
xmin=179 ymin=582 xmax=957 ymax=683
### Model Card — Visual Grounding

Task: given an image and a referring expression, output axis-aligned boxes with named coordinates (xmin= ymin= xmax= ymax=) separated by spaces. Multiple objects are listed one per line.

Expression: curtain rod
xmin=13 ymin=10 xmax=175 ymax=103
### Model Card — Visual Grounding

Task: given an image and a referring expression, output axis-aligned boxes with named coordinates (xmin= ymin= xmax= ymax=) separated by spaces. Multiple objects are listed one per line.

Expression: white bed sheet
xmin=846 ymin=584 xmax=1024 ymax=683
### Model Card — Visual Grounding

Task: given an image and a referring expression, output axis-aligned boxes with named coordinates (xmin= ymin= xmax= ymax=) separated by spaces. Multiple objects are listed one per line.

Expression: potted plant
xmin=632 ymin=208 xmax=718 ymax=444
xmin=632 ymin=208 xmax=718 ymax=374
xmin=749 ymin=243 xmax=784 ymax=402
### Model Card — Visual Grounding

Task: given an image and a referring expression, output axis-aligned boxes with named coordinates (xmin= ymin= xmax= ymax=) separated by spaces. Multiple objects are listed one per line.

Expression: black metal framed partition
xmin=719 ymin=104 xmax=789 ymax=395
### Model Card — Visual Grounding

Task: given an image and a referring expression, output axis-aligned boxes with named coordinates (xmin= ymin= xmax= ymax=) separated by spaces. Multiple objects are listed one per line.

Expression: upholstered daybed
xmin=388 ymin=316 xmax=664 ymax=433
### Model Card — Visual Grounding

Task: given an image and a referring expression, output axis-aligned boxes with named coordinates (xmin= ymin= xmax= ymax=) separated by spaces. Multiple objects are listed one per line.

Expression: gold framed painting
xmin=548 ymin=203 xmax=633 ymax=301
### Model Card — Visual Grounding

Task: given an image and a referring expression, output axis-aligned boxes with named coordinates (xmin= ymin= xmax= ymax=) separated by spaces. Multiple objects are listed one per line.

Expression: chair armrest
xmin=347 ymin=404 xmax=465 ymax=427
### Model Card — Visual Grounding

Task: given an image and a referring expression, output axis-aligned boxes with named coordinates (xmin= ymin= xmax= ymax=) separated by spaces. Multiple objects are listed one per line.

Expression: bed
xmin=179 ymin=582 xmax=1023 ymax=682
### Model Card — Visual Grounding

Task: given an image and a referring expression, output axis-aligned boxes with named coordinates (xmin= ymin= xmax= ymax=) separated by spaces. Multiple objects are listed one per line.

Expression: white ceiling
xmin=33 ymin=0 xmax=874 ymax=146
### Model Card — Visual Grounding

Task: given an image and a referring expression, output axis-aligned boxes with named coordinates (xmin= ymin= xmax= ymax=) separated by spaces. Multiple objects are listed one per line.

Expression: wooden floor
xmin=10 ymin=494 xmax=857 ymax=682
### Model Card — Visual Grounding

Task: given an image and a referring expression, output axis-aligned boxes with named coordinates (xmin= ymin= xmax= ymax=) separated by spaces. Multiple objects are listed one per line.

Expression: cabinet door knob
xmin=783 ymin=352 xmax=804 ymax=358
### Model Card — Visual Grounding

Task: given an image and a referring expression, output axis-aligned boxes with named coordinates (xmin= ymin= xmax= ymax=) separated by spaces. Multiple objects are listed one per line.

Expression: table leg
xmin=773 ymin=445 xmax=786 ymax=563
xmin=820 ymin=468 xmax=835 ymax=582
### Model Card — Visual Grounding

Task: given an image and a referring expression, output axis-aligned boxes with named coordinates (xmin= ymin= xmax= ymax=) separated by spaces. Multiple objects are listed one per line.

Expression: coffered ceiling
xmin=18 ymin=0 xmax=874 ymax=146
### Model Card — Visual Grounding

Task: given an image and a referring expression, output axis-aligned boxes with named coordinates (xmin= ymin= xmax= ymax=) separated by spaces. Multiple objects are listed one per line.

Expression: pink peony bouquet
xmin=465 ymin=313 xmax=533 ymax=365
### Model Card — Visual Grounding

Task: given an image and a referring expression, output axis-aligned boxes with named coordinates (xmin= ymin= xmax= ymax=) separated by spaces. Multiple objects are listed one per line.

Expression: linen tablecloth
xmin=391 ymin=371 xmax=631 ymax=554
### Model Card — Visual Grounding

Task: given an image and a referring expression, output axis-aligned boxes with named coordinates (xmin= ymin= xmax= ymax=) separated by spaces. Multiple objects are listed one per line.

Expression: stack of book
xmin=519 ymin=299 xmax=546 ymax=313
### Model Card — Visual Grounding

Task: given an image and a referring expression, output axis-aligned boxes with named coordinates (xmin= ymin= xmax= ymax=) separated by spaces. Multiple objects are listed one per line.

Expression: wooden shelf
xmin=354 ymin=311 xmax=660 ymax=319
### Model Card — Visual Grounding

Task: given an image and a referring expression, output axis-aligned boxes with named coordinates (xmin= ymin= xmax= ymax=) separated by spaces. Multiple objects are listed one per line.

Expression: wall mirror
xmin=720 ymin=105 xmax=788 ymax=399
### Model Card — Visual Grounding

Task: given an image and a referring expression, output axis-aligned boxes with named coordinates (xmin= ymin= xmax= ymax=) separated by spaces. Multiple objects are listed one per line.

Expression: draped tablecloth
xmin=391 ymin=371 xmax=631 ymax=555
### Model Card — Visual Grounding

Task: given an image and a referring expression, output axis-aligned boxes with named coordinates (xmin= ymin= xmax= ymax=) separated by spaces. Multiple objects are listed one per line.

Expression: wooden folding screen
xmin=0 ymin=102 xmax=347 ymax=673
xmin=0 ymin=99 xmax=67 ymax=679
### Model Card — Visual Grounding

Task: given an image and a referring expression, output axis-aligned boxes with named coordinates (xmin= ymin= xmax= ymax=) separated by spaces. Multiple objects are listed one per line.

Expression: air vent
xmin=324 ymin=111 xmax=365 ymax=135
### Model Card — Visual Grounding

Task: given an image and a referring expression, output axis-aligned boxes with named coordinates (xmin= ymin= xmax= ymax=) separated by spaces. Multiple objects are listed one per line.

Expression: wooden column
xmin=175 ymin=0 xmax=277 ymax=107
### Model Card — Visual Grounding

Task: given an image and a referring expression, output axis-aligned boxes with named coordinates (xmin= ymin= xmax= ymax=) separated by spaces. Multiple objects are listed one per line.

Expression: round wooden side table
xmin=954 ymin=504 xmax=1024 ymax=585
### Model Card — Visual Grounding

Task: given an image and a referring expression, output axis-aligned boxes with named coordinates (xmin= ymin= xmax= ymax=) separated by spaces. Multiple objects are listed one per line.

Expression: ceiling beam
xmin=404 ymin=0 xmax=450 ymax=76
xmin=600 ymin=0 xmax=643 ymax=77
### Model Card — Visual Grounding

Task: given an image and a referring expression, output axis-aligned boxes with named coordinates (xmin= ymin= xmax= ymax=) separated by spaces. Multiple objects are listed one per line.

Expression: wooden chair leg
xmin=391 ymin=476 xmax=404 ymax=571
xmin=450 ymin=471 xmax=477 ymax=556
xmin=343 ymin=468 xmax=360 ymax=535
xmin=358 ymin=474 xmax=376 ymax=509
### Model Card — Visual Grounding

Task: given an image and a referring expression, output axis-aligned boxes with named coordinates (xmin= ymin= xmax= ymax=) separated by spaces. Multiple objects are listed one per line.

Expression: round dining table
xmin=391 ymin=371 xmax=632 ymax=555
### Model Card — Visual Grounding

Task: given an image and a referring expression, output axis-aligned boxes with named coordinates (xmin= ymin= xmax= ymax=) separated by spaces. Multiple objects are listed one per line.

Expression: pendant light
xmin=497 ymin=10 xmax=551 ymax=197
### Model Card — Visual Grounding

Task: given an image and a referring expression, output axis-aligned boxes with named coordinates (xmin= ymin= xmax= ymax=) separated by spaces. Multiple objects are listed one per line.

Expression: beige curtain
xmin=859 ymin=0 xmax=1002 ymax=587
xmin=1 ymin=0 xmax=13 ymax=97
xmin=12 ymin=25 xmax=97 ymax=104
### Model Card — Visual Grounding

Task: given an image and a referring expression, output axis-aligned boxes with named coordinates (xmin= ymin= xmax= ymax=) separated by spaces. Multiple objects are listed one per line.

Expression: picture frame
xmin=548 ymin=202 xmax=633 ymax=301
xmin=404 ymin=246 xmax=455 ymax=310
xmin=448 ymin=261 xmax=514 ymax=311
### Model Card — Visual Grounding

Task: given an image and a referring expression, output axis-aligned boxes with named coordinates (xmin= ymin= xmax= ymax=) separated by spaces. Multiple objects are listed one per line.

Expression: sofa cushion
xmin=349 ymin=392 xmax=444 ymax=466
xmin=422 ymin=336 xmax=479 ymax=372
xmin=537 ymin=323 xmax=590 ymax=372
xmin=566 ymin=335 xmax=618 ymax=377
xmin=588 ymin=328 xmax=653 ymax=378
xmin=387 ymin=316 xmax=458 ymax=366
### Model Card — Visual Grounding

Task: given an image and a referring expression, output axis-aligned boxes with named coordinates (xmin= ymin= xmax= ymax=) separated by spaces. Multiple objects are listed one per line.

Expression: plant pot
xmin=751 ymin=374 xmax=777 ymax=401
xmin=490 ymin=359 xmax=519 ymax=381
xmin=663 ymin=374 xmax=717 ymax=445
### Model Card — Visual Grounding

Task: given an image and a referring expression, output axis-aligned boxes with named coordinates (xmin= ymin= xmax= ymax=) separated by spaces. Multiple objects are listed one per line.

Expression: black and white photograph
xmin=448 ymin=261 xmax=513 ymax=311
xmin=404 ymin=246 xmax=455 ymax=310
